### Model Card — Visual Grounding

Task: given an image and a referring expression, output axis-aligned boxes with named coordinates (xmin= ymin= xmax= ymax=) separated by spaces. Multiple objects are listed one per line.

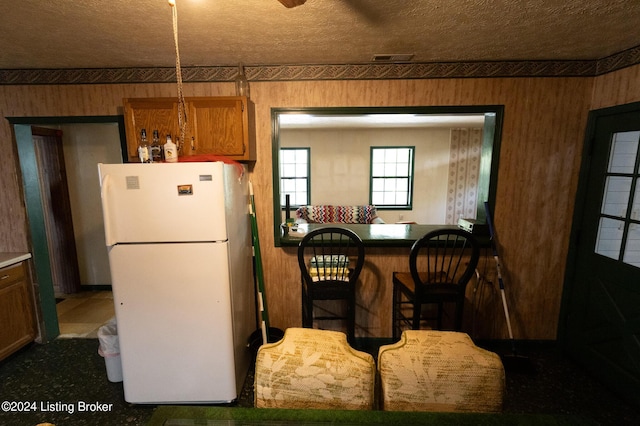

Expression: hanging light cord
xmin=169 ymin=0 xmax=187 ymax=148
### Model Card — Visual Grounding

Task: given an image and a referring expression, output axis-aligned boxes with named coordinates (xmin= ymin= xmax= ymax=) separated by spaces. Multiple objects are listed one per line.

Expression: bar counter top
xmin=278 ymin=223 xmax=463 ymax=247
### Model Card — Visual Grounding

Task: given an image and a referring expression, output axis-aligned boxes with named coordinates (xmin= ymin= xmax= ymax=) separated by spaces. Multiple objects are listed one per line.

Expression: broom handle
xmin=484 ymin=202 xmax=515 ymax=341
xmin=250 ymin=181 xmax=270 ymax=344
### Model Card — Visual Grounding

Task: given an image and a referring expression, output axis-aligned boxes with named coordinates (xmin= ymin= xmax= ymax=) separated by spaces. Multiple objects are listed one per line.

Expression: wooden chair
xmin=298 ymin=227 xmax=365 ymax=343
xmin=392 ymin=228 xmax=479 ymax=339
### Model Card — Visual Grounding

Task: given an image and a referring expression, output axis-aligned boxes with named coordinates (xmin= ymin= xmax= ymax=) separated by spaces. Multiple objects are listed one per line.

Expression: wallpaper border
xmin=1 ymin=45 xmax=638 ymax=85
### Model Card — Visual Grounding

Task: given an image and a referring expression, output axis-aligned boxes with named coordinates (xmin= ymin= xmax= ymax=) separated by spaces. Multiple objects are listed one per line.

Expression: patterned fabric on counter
xmin=378 ymin=330 xmax=505 ymax=412
xmin=309 ymin=255 xmax=350 ymax=281
xmin=295 ymin=205 xmax=381 ymax=224
xmin=254 ymin=327 xmax=376 ymax=410
xmin=309 ymin=267 xmax=350 ymax=281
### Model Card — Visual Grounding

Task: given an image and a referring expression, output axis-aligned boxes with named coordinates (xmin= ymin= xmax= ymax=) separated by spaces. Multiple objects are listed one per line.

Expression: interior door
xmin=562 ymin=102 xmax=640 ymax=407
xmin=32 ymin=127 xmax=81 ymax=294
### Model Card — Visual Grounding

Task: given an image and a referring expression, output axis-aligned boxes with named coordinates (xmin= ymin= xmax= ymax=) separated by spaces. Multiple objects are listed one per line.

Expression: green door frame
xmin=8 ymin=116 xmax=126 ymax=342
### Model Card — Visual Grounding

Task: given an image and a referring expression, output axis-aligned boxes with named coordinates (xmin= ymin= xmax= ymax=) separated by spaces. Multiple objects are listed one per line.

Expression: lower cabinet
xmin=0 ymin=261 xmax=36 ymax=361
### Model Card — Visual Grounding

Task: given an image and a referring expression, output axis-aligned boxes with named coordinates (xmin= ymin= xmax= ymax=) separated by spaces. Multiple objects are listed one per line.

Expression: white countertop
xmin=0 ymin=252 xmax=32 ymax=269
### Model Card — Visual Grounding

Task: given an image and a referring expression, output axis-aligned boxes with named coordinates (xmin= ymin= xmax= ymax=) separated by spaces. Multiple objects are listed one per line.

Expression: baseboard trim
xmin=79 ymin=284 xmax=113 ymax=292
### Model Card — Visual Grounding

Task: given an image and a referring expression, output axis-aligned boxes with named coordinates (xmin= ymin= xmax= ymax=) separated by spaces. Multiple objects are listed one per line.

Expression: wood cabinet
xmin=123 ymin=96 xmax=256 ymax=163
xmin=122 ymin=98 xmax=179 ymax=162
xmin=0 ymin=261 xmax=36 ymax=361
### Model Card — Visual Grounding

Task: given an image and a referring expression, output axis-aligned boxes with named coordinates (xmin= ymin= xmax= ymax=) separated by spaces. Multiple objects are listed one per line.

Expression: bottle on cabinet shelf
xmin=164 ymin=134 xmax=178 ymax=163
xmin=150 ymin=129 xmax=163 ymax=162
xmin=137 ymin=129 xmax=150 ymax=163
xmin=234 ymin=63 xmax=250 ymax=98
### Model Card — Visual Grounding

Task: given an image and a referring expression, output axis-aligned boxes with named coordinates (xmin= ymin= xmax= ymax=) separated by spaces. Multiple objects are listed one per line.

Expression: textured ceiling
xmin=1 ymin=0 xmax=640 ymax=70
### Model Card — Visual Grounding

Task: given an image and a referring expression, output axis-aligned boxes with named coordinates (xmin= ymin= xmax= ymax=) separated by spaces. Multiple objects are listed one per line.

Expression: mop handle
xmin=484 ymin=202 xmax=499 ymax=257
xmin=484 ymin=202 xmax=515 ymax=340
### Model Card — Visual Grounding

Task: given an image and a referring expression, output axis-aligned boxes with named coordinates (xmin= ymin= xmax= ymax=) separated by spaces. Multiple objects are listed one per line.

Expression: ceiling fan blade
xmin=277 ymin=0 xmax=307 ymax=8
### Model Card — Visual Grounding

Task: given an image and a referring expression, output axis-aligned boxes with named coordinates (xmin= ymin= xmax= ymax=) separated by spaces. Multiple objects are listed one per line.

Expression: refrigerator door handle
xmin=101 ymin=173 xmax=116 ymax=247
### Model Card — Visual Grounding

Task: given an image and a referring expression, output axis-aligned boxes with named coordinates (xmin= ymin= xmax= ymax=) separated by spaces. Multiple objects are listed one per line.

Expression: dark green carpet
xmin=148 ymin=406 xmax=594 ymax=426
xmin=0 ymin=339 xmax=154 ymax=425
xmin=1 ymin=338 xmax=638 ymax=425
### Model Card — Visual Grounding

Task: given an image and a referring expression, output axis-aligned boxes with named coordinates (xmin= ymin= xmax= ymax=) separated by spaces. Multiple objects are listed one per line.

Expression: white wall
xmin=61 ymin=123 xmax=122 ymax=286
xmin=281 ymin=127 xmax=452 ymax=223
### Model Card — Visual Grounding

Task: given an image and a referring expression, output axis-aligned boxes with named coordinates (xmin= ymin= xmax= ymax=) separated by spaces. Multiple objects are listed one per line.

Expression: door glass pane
xmin=608 ymin=131 xmax=639 ymax=173
xmin=623 ymin=224 xmax=640 ymax=267
xmin=595 ymin=217 xmax=624 ymax=260
xmin=601 ymin=176 xmax=632 ymax=217
xmin=632 ymin=180 xmax=640 ymax=220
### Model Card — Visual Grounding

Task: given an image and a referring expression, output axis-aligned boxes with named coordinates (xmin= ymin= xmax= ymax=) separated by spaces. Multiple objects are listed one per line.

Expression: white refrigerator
xmin=98 ymin=161 xmax=255 ymax=404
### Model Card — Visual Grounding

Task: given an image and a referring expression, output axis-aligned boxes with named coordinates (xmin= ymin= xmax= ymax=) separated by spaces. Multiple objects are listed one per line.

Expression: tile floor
xmin=55 ymin=291 xmax=115 ymax=338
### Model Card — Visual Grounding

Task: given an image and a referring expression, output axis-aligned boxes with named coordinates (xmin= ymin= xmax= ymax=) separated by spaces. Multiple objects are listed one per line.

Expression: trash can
xmin=97 ymin=317 xmax=123 ymax=383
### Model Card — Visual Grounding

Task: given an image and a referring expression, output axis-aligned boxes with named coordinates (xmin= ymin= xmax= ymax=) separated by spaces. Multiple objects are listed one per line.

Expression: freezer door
xmin=109 ymin=242 xmax=239 ymax=404
xmin=99 ymin=162 xmax=227 ymax=244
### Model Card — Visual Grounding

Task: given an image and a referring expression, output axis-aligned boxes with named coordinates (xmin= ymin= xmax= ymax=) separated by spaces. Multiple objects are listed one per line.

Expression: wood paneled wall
xmin=2 ymin=66 xmax=640 ymax=340
xmin=250 ymin=78 xmax=594 ymax=340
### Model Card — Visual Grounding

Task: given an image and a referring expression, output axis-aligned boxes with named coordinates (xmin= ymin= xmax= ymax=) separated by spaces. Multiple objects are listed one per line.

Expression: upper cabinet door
xmin=123 ymin=98 xmax=180 ymax=163
xmin=187 ymin=97 xmax=255 ymax=161
xmin=123 ymin=96 xmax=256 ymax=163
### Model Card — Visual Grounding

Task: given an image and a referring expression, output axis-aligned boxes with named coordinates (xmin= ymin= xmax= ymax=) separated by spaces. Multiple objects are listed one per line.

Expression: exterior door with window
xmin=562 ymin=102 xmax=640 ymax=407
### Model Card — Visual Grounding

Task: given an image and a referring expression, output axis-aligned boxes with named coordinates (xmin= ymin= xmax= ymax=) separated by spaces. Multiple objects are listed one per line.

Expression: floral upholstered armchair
xmin=377 ymin=330 xmax=505 ymax=412
xmin=254 ymin=327 xmax=376 ymax=410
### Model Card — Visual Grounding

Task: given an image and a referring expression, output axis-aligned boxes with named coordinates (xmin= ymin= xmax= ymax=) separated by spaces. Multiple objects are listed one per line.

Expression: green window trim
xmin=369 ymin=146 xmax=415 ymax=210
xmin=280 ymin=147 xmax=311 ymax=208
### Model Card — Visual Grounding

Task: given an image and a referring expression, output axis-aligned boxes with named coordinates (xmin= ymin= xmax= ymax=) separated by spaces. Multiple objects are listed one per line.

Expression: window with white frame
xmin=280 ymin=148 xmax=310 ymax=207
xmin=370 ymin=146 xmax=414 ymax=209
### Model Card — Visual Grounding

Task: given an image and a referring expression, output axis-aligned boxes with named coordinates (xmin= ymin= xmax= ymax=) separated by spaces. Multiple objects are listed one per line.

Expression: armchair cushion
xmin=254 ymin=327 xmax=376 ymax=410
xmin=378 ymin=330 xmax=505 ymax=412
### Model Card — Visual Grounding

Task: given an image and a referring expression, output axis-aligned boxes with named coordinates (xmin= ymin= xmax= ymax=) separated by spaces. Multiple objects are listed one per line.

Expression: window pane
xmin=397 ymin=178 xmax=408 ymax=191
xmin=623 ymin=224 xmax=640 ymax=267
xmin=372 ymin=163 xmax=385 ymax=176
xmin=384 ymin=178 xmax=395 ymax=192
xmin=281 ymin=150 xmax=296 ymax=163
xmin=385 ymin=149 xmax=397 ymax=163
xmin=371 ymin=149 xmax=382 ymax=163
xmin=295 ymin=163 xmax=307 ymax=177
xmin=632 ymin=179 xmax=640 ymax=218
xmin=595 ymin=217 xmax=624 ymax=260
xmin=282 ymin=179 xmax=295 ymax=192
xmin=601 ymin=176 xmax=632 ymax=217
xmin=608 ymin=131 xmax=639 ymax=174
xmin=383 ymin=163 xmax=396 ymax=176
xmin=292 ymin=193 xmax=305 ymax=206
xmin=296 ymin=149 xmax=308 ymax=162
xmin=283 ymin=164 xmax=296 ymax=177
xmin=372 ymin=178 xmax=384 ymax=192
xmin=383 ymin=192 xmax=395 ymax=205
